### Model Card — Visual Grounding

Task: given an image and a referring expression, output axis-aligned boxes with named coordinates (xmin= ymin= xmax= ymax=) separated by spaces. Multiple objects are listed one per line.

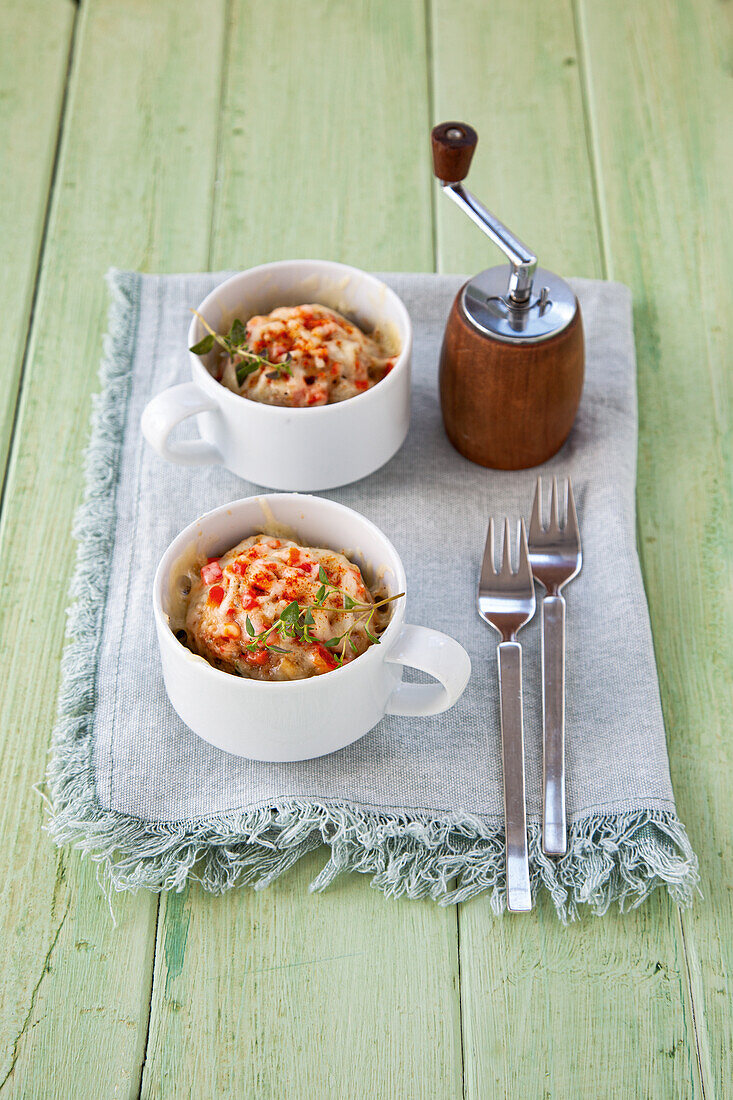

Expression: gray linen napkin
xmin=48 ymin=270 xmax=698 ymax=919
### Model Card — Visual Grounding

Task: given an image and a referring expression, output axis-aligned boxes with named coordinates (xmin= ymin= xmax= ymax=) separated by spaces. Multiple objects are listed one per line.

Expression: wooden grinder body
xmin=439 ymin=288 xmax=584 ymax=470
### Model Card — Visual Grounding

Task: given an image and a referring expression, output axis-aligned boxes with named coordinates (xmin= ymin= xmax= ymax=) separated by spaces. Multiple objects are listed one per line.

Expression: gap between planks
xmin=569 ymin=0 xmax=610 ymax=280
xmin=135 ymin=0 xmax=233 ymax=1092
xmin=425 ymin=6 xmax=466 ymax=1099
xmin=134 ymin=895 xmax=161 ymax=1100
xmin=572 ymin=2 xmax=711 ymax=1096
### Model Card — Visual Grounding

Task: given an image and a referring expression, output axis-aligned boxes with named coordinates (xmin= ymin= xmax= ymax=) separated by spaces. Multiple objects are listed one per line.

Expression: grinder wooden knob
xmin=431 ymin=123 xmax=478 ymax=183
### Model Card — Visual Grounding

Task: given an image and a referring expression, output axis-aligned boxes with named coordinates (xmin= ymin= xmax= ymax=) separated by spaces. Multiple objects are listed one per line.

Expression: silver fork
xmin=477 ymin=518 xmax=536 ymax=913
xmin=528 ymin=477 xmax=582 ymax=857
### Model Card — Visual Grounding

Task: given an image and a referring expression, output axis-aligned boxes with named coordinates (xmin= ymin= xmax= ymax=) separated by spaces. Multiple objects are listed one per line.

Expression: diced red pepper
xmin=232 ymin=560 xmax=247 ymax=576
xmin=242 ymin=596 xmax=258 ymax=610
xmin=201 ymin=560 xmax=223 ymax=584
xmin=209 ymin=585 xmax=225 ymax=606
xmin=297 ymin=562 xmax=314 ymax=574
xmin=315 ymin=644 xmax=338 ymax=671
xmin=245 ymin=648 xmax=268 ymax=666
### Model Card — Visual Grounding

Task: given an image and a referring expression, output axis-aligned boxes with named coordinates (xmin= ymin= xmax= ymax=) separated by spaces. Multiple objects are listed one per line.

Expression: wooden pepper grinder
xmin=431 ymin=122 xmax=584 ymax=469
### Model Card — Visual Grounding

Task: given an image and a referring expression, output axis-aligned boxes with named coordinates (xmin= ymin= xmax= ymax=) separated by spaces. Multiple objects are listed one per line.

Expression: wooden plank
xmin=430 ymin=2 xmax=701 ymax=1096
xmin=0 ymin=0 xmax=226 ymax=1094
xmin=209 ymin=0 xmax=435 ymax=271
xmin=460 ymin=894 xmax=698 ymax=1099
xmin=577 ymin=1 xmax=733 ymax=1094
xmin=144 ymin=857 xmax=461 ymax=1099
xmin=141 ymin=3 xmax=463 ymax=1097
xmin=0 ymin=0 xmax=75 ymax=482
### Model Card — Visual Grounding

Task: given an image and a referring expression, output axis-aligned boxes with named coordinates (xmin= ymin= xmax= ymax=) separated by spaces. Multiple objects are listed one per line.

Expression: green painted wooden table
xmin=1 ymin=2 xmax=730 ymax=1096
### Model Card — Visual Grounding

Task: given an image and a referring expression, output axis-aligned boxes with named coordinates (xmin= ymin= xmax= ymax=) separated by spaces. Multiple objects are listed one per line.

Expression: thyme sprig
xmin=242 ymin=565 xmax=404 ymax=667
xmin=189 ymin=309 xmax=293 ymax=385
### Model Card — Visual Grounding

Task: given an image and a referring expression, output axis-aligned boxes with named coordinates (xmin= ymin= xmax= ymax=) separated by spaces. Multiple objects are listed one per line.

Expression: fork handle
xmin=541 ymin=595 xmax=567 ymax=856
xmin=497 ymin=642 xmax=532 ymax=912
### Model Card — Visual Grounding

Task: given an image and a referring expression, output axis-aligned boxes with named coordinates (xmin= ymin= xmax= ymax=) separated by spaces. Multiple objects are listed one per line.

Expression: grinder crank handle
xmin=430 ymin=121 xmax=537 ymax=303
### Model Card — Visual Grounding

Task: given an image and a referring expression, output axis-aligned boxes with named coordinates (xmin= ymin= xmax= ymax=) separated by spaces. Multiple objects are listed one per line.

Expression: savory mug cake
xmin=191 ymin=303 xmax=398 ymax=408
xmin=173 ymin=535 xmax=399 ymax=681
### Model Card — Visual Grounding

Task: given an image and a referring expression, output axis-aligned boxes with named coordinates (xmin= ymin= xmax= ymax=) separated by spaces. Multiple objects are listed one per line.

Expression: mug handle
xmin=385 ymin=624 xmax=471 ymax=717
xmin=141 ymin=382 xmax=222 ymax=466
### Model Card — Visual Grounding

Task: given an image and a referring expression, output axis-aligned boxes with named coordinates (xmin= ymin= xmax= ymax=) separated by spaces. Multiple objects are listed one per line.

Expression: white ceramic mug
xmin=153 ymin=494 xmax=471 ymax=761
xmin=141 ymin=260 xmax=413 ymax=491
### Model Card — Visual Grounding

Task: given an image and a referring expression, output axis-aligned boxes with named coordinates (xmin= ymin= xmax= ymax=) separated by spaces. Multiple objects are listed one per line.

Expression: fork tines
xmin=481 ymin=516 xmax=533 ymax=583
xmin=529 ymin=475 xmax=580 ymax=543
xmin=478 ymin=518 xmax=536 ymax=642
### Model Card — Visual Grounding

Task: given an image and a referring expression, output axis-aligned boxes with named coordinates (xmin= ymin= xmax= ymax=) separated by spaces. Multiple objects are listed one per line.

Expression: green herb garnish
xmin=189 ymin=309 xmax=293 ymax=386
xmin=263 ymin=353 xmax=294 ymax=382
xmin=242 ymin=575 xmax=404 ymax=667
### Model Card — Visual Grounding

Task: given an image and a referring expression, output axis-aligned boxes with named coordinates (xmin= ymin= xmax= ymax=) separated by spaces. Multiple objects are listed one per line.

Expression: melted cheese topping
xmin=180 ymin=536 xmax=390 ymax=681
xmin=217 ymin=304 xmax=397 ymax=407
